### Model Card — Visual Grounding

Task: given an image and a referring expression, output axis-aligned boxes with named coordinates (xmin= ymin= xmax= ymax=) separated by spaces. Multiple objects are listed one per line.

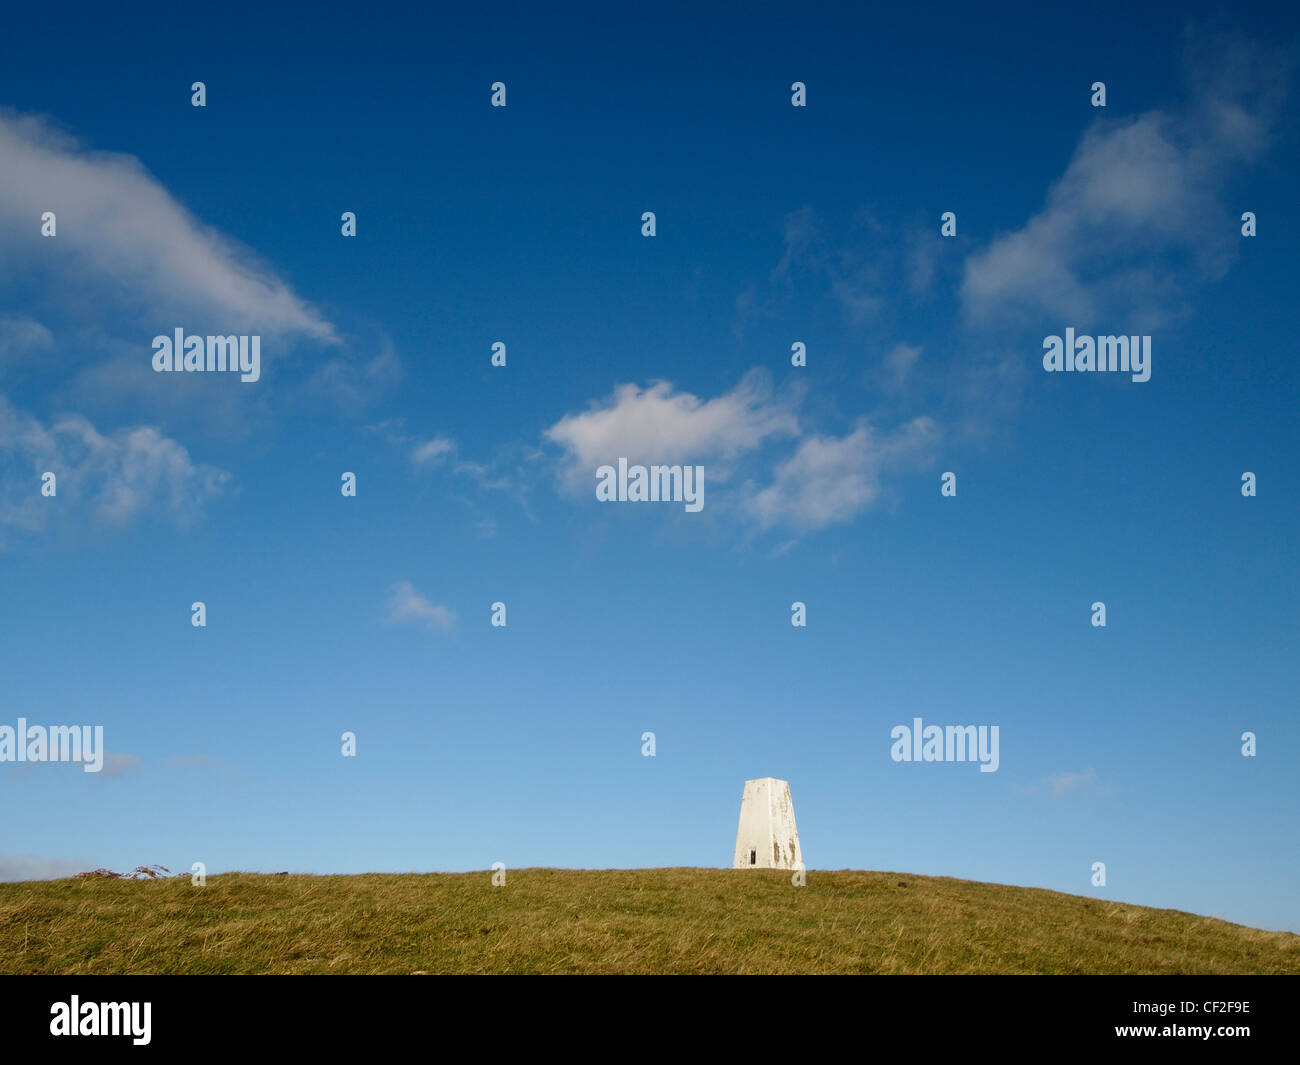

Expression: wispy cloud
xmin=0 ymin=314 xmax=53 ymax=363
xmin=101 ymin=753 xmax=141 ymax=777
xmin=368 ymin=420 xmax=458 ymax=471
xmin=747 ymin=417 xmax=938 ymax=532
xmin=0 ymin=396 xmax=229 ymax=546
xmin=366 ymin=420 xmax=534 ymax=532
xmin=1045 ymin=768 xmax=1102 ymax=797
xmin=383 ymin=581 xmax=456 ymax=632
xmin=748 ymin=206 xmax=944 ymax=335
xmin=878 ymin=343 xmax=922 ymax=394
xmin=299 ymin=334 xmax=402 ymax=417
xmin=411 ymin=435 xmax=456 ymax=468
xmin=0 ymin=109 xmax=335 ymax=340
xmin=766 ymin=205 xmax=888 ymax=326
xmin=961 ymin=34 xmax=1289 ymax=329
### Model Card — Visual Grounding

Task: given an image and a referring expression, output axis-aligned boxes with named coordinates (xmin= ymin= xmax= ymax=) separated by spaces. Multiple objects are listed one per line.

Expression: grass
xmin=1 ymin=867 xmax=1296 ymax=974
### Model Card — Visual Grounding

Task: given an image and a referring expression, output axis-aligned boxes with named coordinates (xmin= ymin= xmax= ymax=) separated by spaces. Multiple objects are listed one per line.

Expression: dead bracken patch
xmin=74 ymin=865 xmax=181 ymax=880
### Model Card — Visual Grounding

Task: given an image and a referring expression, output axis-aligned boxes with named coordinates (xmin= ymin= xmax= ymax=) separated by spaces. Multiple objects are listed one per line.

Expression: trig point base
xmin=733 ymin=777 xmax=803 ymax=870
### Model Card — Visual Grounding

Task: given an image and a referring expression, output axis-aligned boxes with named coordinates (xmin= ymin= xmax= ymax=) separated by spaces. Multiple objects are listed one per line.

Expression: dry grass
xmin=1 ymin=868 xmax=1296 ymax=974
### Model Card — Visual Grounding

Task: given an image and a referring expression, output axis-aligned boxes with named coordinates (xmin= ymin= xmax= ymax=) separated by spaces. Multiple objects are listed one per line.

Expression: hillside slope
xmin=2 ymin=868 xmax=1295 ymax=974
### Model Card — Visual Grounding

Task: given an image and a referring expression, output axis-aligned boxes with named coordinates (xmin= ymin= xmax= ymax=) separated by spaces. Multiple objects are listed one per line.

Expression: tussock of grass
xmin=1 ymin=868 xmax=1295 ymax=974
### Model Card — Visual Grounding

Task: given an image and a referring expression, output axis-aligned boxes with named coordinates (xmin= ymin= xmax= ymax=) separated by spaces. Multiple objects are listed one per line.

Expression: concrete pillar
xmin=733 ymin=777 xmax=803 ymax=870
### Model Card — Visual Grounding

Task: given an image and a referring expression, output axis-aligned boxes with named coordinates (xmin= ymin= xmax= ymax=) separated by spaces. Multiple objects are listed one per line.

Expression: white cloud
xmin=547 ymin=371 xmax=939 ymax=534
xmin=412 ymin=436 xmax=456 ymax=467
xmin=0 ymin=396 xmax=229 ymax=543
xmin=0 ymin=315 xmax=53 ymax=362
xmin=1046 ymin=768 xmax=1101 ymax=797
xmin=384 ymin=581 xmax=456 ymax=632
xmin=368 ymin=420 xmax=459 ymax=471
xmin=961 ymin=36 xmax=1288 ymax=328
xmin=0 ymin=109 xmax=334 ymax=339
xmin=747 ymin=417 xmax=938 ymax=532
xmin=545 ymin=370 xmax=798 ymax=488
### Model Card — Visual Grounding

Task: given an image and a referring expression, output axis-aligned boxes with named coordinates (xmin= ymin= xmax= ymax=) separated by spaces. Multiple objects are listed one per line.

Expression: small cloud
xmin=411 ymin=436 xmax=456 ymax=468
xmin=100 ymin=752 xmax=141 ymax=777
xmin=384 ymin=581 xmax=456 ymax=632
xmin=746 ymin=417 xmax=938 ymax=532
xmin=1046 ymin=768 xmax=1101 ymax=797
xmin=879 ymin=343 xmax=921 ymax=393
xmin=365 ymin=420 xmax=460 ymax=471
xmin=544 ymin=369 xmax=798 ymax=491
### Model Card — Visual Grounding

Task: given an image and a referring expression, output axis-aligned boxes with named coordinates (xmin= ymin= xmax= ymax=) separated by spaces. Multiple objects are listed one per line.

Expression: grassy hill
xmin=2 ymin=867 xmax=1296 ymax=974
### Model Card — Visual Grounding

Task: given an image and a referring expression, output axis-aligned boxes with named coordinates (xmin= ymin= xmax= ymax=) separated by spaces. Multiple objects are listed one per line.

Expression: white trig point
xmin=733 ymin=777 xmax=803 ymax=869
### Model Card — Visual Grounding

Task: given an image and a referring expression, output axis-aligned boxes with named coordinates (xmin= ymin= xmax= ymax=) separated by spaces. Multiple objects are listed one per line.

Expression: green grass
xmin=1 ymin=868 xmax=1296 ymax=974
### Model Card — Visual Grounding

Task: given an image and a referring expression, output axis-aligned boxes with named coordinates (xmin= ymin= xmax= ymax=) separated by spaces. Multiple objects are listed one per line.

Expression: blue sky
xmin=1 ymin=2 xmax=1298 ymax=935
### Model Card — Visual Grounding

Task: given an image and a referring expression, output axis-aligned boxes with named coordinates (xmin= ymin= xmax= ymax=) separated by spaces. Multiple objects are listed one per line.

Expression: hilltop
xmin=2 ymin=868 xmax=1295 ymax=975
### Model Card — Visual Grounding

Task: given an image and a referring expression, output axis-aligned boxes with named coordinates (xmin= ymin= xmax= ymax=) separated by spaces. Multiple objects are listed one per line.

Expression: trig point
xmin=733 ymin=777 xmax=803 ymax=869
